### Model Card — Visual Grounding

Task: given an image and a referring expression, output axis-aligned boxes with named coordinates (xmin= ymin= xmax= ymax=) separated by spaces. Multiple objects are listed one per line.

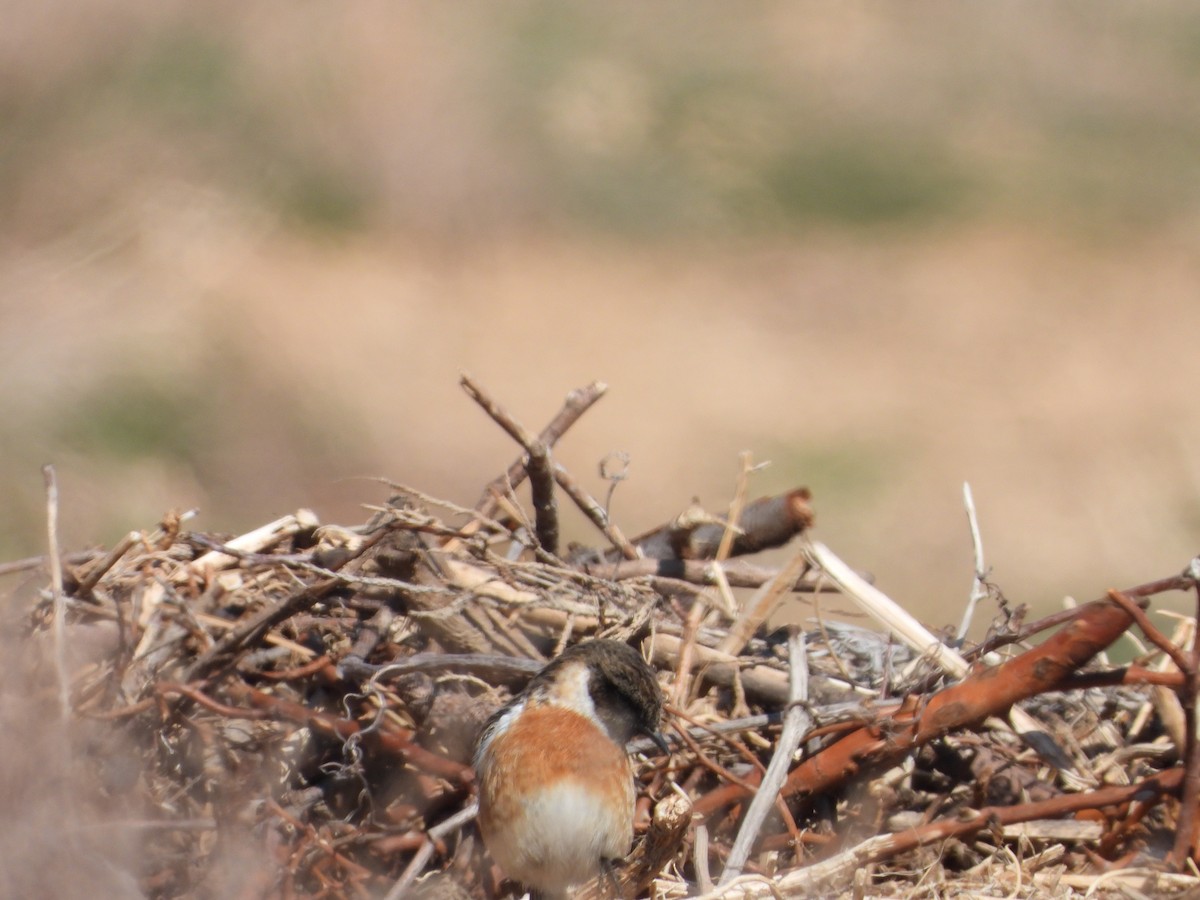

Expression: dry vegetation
xmin=8 ymin=378 xmax=1200 ymax=898
xmin=7 ymin=6 xmax=1200 ymax=896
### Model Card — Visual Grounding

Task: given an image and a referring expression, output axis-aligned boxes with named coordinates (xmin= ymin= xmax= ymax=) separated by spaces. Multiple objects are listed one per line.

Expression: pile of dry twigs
xmin=9 ymin=376 xmax=1200 ymax=899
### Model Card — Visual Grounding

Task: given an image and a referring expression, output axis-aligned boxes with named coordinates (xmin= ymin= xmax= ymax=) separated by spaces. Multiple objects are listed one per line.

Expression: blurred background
xmin=4 ymin=1 xmax=1200 ymax=627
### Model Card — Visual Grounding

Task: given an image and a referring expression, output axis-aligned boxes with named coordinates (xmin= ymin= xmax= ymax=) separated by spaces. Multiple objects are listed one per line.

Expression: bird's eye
xmin=591 ymin=677 xmax=618 ymax=703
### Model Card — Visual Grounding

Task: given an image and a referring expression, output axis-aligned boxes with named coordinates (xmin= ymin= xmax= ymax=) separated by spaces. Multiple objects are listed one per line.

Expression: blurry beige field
xmin=4 ymin=1 xmax=1200 ymax=630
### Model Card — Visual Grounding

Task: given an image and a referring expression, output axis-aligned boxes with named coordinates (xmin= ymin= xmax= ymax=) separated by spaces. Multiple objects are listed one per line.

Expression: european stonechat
xmin=474 ymin=639 xmax=668 ymax=898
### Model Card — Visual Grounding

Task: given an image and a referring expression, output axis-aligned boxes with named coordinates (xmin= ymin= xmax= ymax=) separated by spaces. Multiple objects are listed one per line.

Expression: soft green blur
xmin=4 ymin=2 xmax=1200 ymax=624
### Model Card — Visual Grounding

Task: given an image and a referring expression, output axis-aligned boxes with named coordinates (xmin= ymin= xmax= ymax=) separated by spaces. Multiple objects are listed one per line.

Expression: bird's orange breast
xmin=477 ymin=703 xmax=636 ymax=896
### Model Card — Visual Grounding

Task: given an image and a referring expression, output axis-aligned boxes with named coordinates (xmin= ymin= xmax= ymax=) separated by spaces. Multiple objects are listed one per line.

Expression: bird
xmin=473 ymin=639 xmax=669 ymax=899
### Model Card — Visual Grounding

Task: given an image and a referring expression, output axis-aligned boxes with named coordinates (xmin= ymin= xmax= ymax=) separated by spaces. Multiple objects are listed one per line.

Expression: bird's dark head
xmin=525 ymin=639 xmax=666 ymax=749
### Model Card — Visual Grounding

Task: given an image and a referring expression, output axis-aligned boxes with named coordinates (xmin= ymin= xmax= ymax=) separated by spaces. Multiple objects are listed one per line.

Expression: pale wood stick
xmin=805 ymin=537 xmax=1092 ymax=788
xmin=650 ymin=633 xmax=789 ymax=707
xmin=721 ymin=629 xmax=811 ymax=883
xmin=804 ymin=539 xmax=968 ymax=677
xmin=718 ymin=550 xmax=809 ymax=656
xmin=43 ymin=465 xmax=70 ymax=723
xmin=182 ymin=510 xmax=318 ymax=578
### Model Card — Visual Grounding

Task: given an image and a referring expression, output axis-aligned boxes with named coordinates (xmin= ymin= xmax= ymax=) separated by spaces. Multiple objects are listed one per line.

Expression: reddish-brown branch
xmin=974 ymin=572 xmax=1197 ymax=658
xmin=266 ymin=798 xmax=373 ymax=882
xmin=254 ymin=655 xmax=338 ymax=682
xmin=231 ymin=685 xmax=475 ymax=785
xmin=694 ymin=594 xmax=1141 ymax=818
xmin=670 ymin=719 xmax=761 ymax=796
xmin=157 ymin=682 xmax=272 ymax=719
xmin=1107 ymin=589 xmax=1191 ymax=672
xmin=187 ymin=525 xmax=391 ymax=680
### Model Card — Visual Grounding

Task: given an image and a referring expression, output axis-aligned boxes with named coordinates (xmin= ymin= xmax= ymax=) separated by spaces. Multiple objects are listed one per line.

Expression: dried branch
xmin=720 ymin=629 xmax=809 ymax=882
xmin=806 ymin=536 xmax=1089 ymax=785
xmin=471 ymin=378 xmax=607 ymax=517
xmin=73 ymin=529 xmax=138 ymax=598
xmin=182 ymin=510 xmax=318 ymax=578
xmin=553 ymin=462 xmax=640 ymax=560
xmin=957 ymin=481 xmax=988 ymax=643
xmin=584 ymin=556 xmax=850 ymax=593
xmin=21 ymin=376 xmax=1200 ymax=898
xmin=695 ymin=592 xmax=1143 ymax=818
xmin=695 ymin=767 xmax=1185 ymax=899
xmin=43 ymin=464 xmax=70 ymax=724
xmin=718 ymin=550 xmax=810 ymax=656
xmin=629 ymin=489 xmax=813 ymax=562
xmin=461 ymin=373 xmax=560 ymax=555
xmin=577 ymin=792 xmax=693 ymax=900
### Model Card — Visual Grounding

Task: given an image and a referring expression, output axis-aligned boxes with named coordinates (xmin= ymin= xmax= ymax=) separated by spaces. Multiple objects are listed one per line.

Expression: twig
xmin=803 ymin=538 xmax=968 ymax=678
xmin=694 ymin=592 xmax=1142 ymax=818
xmin=629 ymin=489 xmax=813 ymax=562
xmin=694 ymin=820 xmax=714 ymax=895
xmin=1165 ymin=579 xmax=1200 ymax=868
xmin=693 ymin=768 xmax=1186 ymax=899
xmin=1128 ymin=617 xmax=1192 ymax=751
xmin=553 ymin=462 xmax=640 ymax=560
xmin=716 ymin=451 xmax=757 ymax=563
xmin=0 ymin=554 xmax=47 ymax=576
xmin=186 ymin=577 xmax=339 ymax=680
xmin=957 ymin=482 xmax=988 ymax=645
xmin=341 ymin=652 xmax=542 ymax=685
xmin=670 ymin=719 xmax=762 ymax=795
xmin=182 ymin=510 xmax=319 ymax=578
xmin=43 ymin=465 xmax=70 ymax=724
xmin=460 ymin=373 xmax=560 ymax=555
xmin=585 ymin=556 xmax=852 ymax=594
xmin=718 ymin=550 xmax=810 ymax=657
xmin=1107 ymin=588 xmax=1191 ymax=674
xmin=649 ymin=633 xmax=790 ymax=706
xmin=673 ymin=598 xmax=703 ymax=708
xmin=628 ymin=712 xmax=782 ymax=755
xmin=382 ymin=802 xmax=479 ymax=900
xmin=74 ymin=530 xmax=139 ymax=598
xmin=576 ymin=792 xmax=694 ymax=900
xmin=972 ymin=569 xmax=1195 ymax=656
xmin=157 ymin=682 xmax=272 ymax=719
xmin=599 ymin=450 xmax=631 ymax=522
xmin=187 ymin=524 xmax=390 ymax=679
xmin=809 ymin=537 xmax=1090 ymax=785
xmin=721 ymin=629 xmax=810 ymax=883
xmin=265 ymin=798 xmax=373 ymax=881
xmin=471 ymin=378 xmax=607 ymax=516
xmin=673 ymin=446 xmax=757 ymax=705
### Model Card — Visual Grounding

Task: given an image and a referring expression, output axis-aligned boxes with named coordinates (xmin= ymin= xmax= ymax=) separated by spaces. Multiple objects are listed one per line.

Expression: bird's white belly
xmin=490 ymin=779 xmax=633 ymax=897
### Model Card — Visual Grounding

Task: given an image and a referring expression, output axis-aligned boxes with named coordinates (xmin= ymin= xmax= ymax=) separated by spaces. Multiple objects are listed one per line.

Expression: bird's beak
xmin=649 ymin=730 xmax=671 ymax=756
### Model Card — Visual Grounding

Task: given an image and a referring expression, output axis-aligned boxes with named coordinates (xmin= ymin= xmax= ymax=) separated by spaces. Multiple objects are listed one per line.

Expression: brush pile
xmin=11 ymin=377 xmax=1200 ymax=899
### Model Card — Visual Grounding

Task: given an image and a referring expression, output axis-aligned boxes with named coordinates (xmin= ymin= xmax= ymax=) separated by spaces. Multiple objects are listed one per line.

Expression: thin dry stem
xmin=43 ymin=464 xmax=70 ymax=724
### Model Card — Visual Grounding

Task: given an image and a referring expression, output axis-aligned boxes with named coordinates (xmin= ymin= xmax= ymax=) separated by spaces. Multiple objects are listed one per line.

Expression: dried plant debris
xmin=7 ymin=377 xmax=1200 ymax=899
